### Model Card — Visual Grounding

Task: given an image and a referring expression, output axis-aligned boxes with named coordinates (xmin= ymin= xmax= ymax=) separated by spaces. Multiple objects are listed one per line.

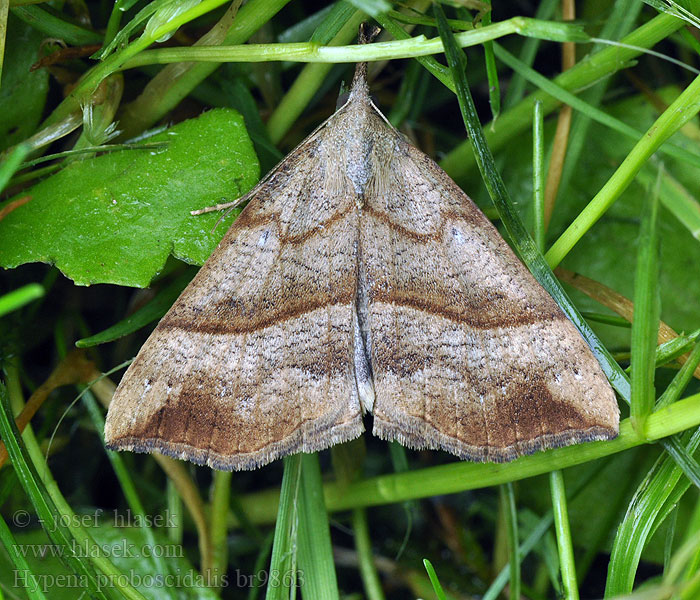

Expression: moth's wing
xmin=105 ymin=129 xmax=364 ymax=471
xmin=361 ymin=129 xmax=619 ymax=461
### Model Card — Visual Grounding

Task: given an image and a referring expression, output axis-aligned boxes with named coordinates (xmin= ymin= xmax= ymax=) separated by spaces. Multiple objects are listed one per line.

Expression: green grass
xmin=2 ymin=1 xmax=700 ymax=598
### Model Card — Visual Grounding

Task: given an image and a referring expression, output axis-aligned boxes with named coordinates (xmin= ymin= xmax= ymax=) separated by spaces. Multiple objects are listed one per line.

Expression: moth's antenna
xmin=350 ymin=23 xmax=381 ymax=100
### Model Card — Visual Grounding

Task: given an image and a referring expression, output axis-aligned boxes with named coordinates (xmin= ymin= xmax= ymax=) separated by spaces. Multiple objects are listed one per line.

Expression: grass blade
xmin=0 ymin=284 xmax=44 ymax=318
xmin=550 ymin=470 xmax=579 ymax=600
xmin=266 ymin=454 xmax=302 ymax=600
xmin=0 ymin=512 xmax=48 ymax=600
xmin=82 ymin=389 xmax=170 ymax=579
xmin=266 ymin=6 xmax=365 ymax=144
xmin=661 ymin=437 xmax=700 ymax=489
xmin=423 ymin=558 xmax=447 ymax=600
xmin=605 ymin=428 xmax=700 ymax=597
xmin=493 ymin=43 xmax=700 ymax=170
xmin=209 ymin=470 xmax=232 ymax=589
xmin=500 ymin=483 xmax=521 ymax=600
xmin=532 ymin=100 xmax=545 ymax=252
xmin=637 ymin=167 xmax=700 ymax=242
xmin=440 ymin=6 xmax=697 ymax=178
xmin=11 ymin=5 xmax=102 ymax=45
xmin=0 ymin=144 xmax=30 ymax=192
xmin=297 ymin=453 xmax=339 ymax=599
xmin=76 ymin=272 xmax=192 ymax=347
xmin=481 ymin=2 xmax=500 ymax=122
xmin=353 ymin=508 xmax=384 ymax=600
xmin=0 ymin=382 xmax=111 ymax=600
xmin=630 ymin=175 xmax=661 ymax=435
xmin=657 ymin=341 xmax=700 ymax=410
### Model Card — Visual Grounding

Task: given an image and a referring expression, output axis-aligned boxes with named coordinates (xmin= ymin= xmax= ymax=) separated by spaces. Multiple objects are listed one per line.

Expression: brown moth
xmin=104 ymin=58 xmax=619 ymax=471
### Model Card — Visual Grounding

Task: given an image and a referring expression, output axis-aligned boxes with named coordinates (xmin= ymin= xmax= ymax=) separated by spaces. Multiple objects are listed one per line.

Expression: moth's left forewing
xmin=105 ymin=118 xmax=365 ymax=471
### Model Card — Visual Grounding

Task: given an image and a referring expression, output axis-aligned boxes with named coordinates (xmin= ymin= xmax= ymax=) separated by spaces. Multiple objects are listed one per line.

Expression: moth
xmin=104 ymin=57 xmax=619 ymax=471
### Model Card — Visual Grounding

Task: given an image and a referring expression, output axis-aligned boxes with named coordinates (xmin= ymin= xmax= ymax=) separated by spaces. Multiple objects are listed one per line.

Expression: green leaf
xmin=0 ymin=109 xmax=260 ymax=287
xmin=217 ymin=77 xmax=284 ymax=173
xmin=0 ymin=15 xmax=49 ymax=152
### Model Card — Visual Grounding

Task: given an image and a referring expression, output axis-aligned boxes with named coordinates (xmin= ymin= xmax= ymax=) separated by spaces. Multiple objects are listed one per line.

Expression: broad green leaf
xmin=0 ymin=109 xmax=260 ymax=287
xmin=0 ymin=15 xmax=49 ymax=152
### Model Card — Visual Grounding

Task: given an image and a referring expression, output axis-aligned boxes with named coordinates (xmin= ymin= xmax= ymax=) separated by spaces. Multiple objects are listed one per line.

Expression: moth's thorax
xmin=319 ymin=99 xmax=396 ymax=203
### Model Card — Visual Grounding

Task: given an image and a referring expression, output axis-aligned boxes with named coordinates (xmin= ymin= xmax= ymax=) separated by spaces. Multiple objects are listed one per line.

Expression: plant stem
xmin=501 ymin=484 xmax=520 ymax=600
xmin=121 ymin=17 xmax=587 ymax=69
xmin=237 ymin=393 xmax=700 ymax=522
xmin=550 ymin=471 xmax=579 ymax=600
xmin=352 ymin=508 xmax=385 ymax=600
xmin=209 ymin=470 xmax=232 ymax=590
xmin=266 ymin=9 xmax=365 ymax=144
